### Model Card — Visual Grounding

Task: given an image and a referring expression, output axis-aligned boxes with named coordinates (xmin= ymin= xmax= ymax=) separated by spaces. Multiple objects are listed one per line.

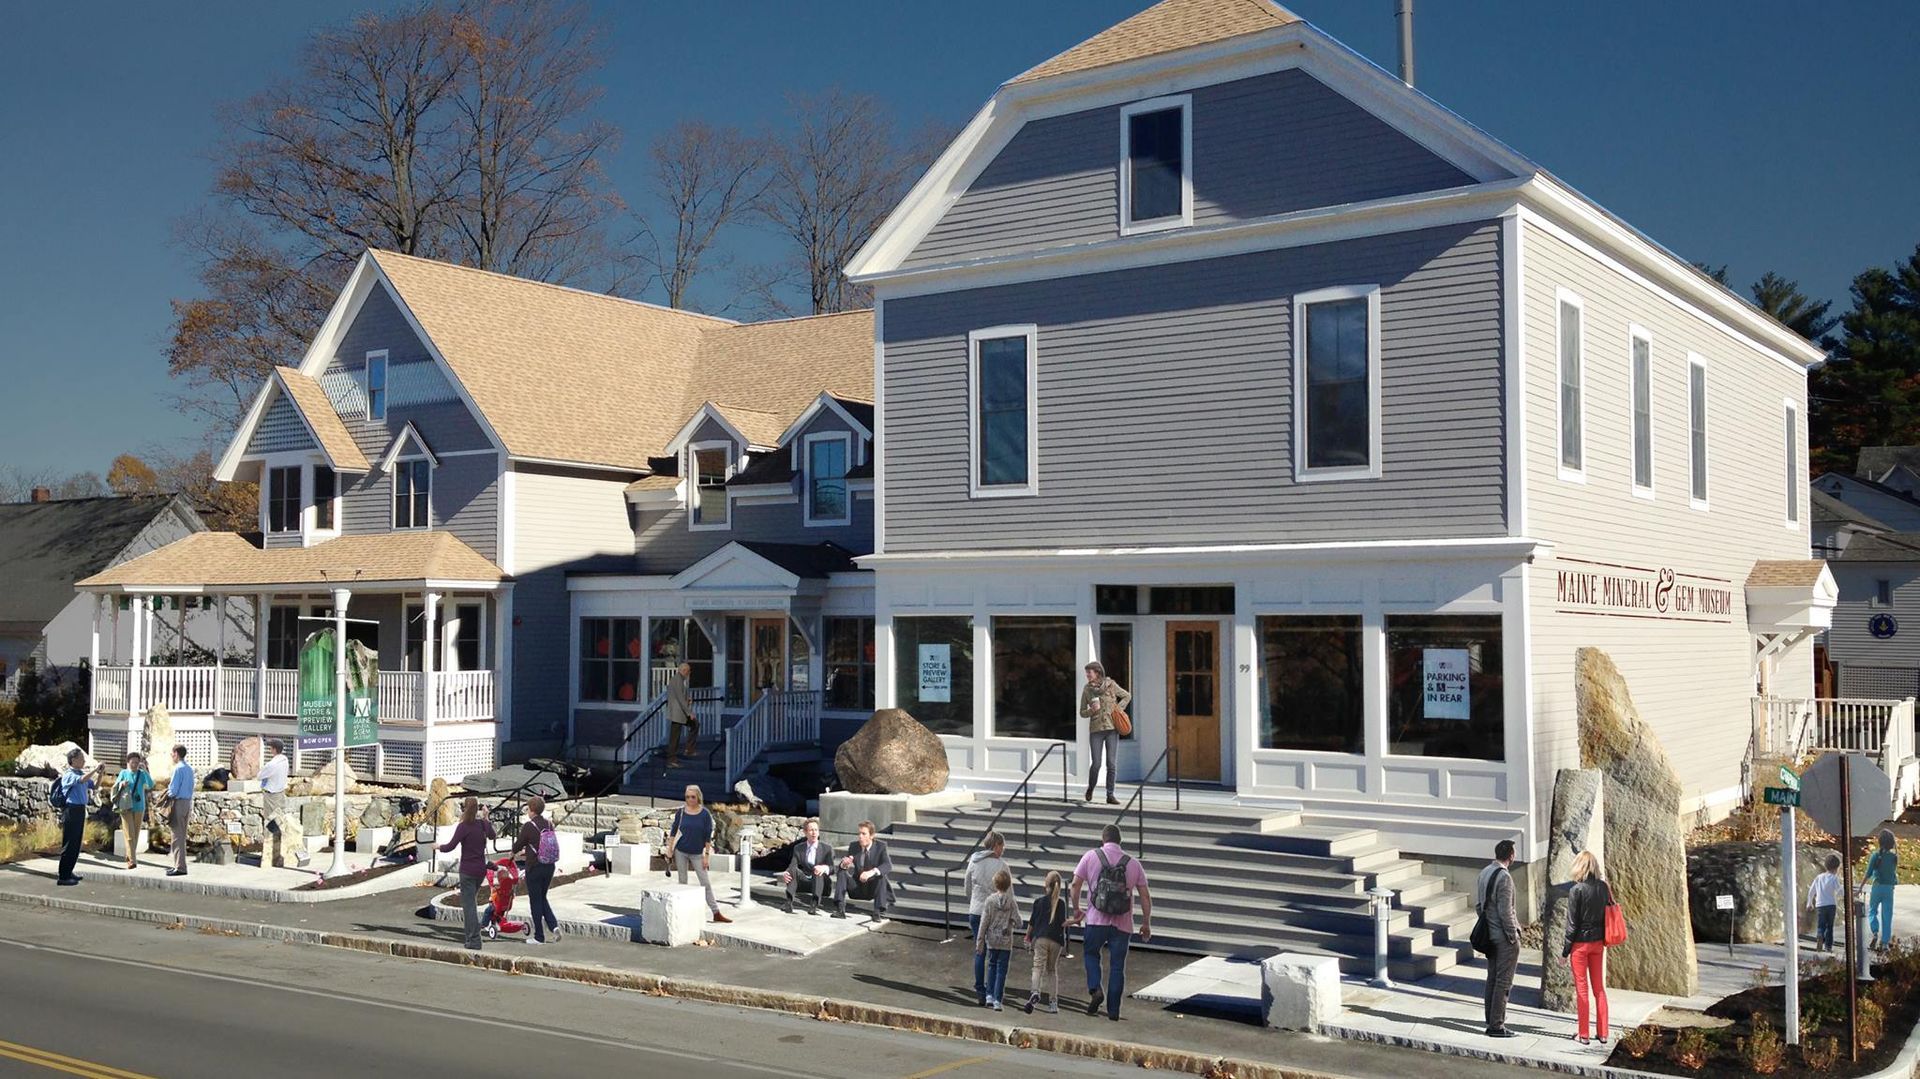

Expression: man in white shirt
xmin=257 ymin=740 xmax=306 ymax=868
xmin=780 ymin=818 xmax=834 ymax=915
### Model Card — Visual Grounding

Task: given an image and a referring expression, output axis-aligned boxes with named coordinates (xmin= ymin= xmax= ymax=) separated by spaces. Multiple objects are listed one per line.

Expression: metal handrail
xmin=1110 ymin=746 xmax=1180 ymax=854
xmin=939 ymin=740 xmax=1069 ymax=942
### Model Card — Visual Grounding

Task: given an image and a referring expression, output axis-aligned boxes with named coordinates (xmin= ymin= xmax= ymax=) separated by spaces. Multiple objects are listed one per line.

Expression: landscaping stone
xmin=299 ymin=800 xmax=328 ymax=836
xmin=1260 ymin=953 xmax=1340 ymax=1031
xmin=0 ymin=777 xmax=60 ymax=824
xmin=354 ymin=826 xmax=394 ymax=855
xmin=229 ymin=737 xmax=262 ymax=782
xmin=359 ymin=797 xmax=392 ymax=830
xmin=640 ymin=885 xmax=706 ymax=946
xmin=1540 ymin=768 xmax=1605 ymax=1010
xmin=425 ymin=778 xmax=456 ymax=826
xmin=140 ymin=703 xmax=173 ymax=760
xmin=1576 ymin=647 xmax=1697 ymax=996
xmin=607 ymin=842 xmax=651 ymax=876
xmin=1687 ymin=840 xmax=1839 ymax=943
xmin=833 ymin=709 xmax=948 ymax=795
xmin=616 ymin=813 xmax=645 ymax=845
xmin=13 ymin=742 xmax=91 ymax=779
xmin=309 ymin=755 xmax=358 ymax=795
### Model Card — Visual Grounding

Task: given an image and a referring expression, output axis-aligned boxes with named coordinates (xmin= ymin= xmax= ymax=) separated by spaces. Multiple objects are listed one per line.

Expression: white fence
xmin=1754 ymin=695 xmax=1918 ymax=794
xmin=722 ymin=690 xmax=821 ymax=791
xmin=434 ymin=671 xmax=494 ymax=722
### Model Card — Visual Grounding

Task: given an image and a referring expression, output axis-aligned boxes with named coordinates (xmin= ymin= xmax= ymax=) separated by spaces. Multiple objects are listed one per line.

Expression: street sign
xmin=1800 ymin=753 xmax=1894 ymax=839
xmin=1780 ymin=765 xmax=1801 ymax=792
xmin=1764 ymin=787 xmax=1802 ymax=807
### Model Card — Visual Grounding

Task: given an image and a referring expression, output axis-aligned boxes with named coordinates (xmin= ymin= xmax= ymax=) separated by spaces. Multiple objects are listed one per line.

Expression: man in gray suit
xmin=664 ymin=662 xmax=697 ymax=767
xmin=1476 ymin=838 xmax=1522 ymax=1038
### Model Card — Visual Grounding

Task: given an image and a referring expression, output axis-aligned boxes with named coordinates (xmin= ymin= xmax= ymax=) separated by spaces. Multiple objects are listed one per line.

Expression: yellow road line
xmin=900 ymin=1057 xmax=989 ymax=1079
xmin=0 ymin=1038 xmax=155 ymax=1079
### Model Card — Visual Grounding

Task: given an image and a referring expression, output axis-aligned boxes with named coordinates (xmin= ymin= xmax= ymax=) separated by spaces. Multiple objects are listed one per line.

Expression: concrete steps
xmin=871 ymin=796 xmax=1479 ymax=980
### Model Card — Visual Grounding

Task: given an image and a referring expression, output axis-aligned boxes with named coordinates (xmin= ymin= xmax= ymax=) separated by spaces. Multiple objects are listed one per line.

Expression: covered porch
xmin=75 ymin=531 xmax=508 ymax=783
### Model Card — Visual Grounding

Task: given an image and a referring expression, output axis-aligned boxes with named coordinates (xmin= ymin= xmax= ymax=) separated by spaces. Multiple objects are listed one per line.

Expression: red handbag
xmin=1111 ymin=709 xmax=1132 ymax=738
xmin=1603 ymin=901 xmax=1628 ymax=947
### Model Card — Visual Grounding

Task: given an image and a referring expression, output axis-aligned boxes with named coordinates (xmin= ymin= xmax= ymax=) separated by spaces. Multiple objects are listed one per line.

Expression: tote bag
xmin=1603 ymin=883 xmax=1628 ymax=947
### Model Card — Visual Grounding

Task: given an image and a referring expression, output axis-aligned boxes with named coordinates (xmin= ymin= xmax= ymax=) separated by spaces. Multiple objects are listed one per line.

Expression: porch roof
xmin=75 ymin=530 xmax=505 ymax=592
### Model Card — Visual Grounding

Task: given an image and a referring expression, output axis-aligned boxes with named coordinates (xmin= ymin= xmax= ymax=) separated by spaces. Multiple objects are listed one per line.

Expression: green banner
xmin=297 ymin=626 xmax=379 ymax=751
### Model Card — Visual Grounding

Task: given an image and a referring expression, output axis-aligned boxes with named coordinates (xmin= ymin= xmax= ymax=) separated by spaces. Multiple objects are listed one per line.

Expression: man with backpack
xmin=1474 ymin=838 xmax=1523 ymax=1039
xmin=50 ymin=747 xmax=107 ymax=885
xmin=512 ymin=794 xmax=563 ymax=945
xmin=1068 ymin=823 xmax=1152 ymax=1022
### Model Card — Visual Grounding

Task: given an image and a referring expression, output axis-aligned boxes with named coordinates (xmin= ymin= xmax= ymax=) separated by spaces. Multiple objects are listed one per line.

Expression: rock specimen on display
xmin=833 ymin=709 xmax=950 ymax=795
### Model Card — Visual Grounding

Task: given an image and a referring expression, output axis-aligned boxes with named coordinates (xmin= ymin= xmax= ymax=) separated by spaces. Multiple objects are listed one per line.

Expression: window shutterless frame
xmin=1291 ymin=284 xmax=1383 ymax=483
xmin=688 ymin=440 xmax=734 ymax=530
xmin=967 ymin=325 xmax=1039 ymax=498
xmin=1555 ymin=289 xmax=1586 ymax=483
xmin=365 ymin=350 xmax=388 ymax=421
xmin=1687 ymin=353 xmax=1709 ymax=511
xmin=803 ymin=431 xmax=853 ymax=526
xmin=1784 ymin=399 xmax=1799 ymax=527
xmin=391 ymin=457 xmax=432 ymax=529
xmin=1628 ymin=325 xmax=1654 ymax=499
xmin=1118 ymin=94 xmax=1192 ymax=236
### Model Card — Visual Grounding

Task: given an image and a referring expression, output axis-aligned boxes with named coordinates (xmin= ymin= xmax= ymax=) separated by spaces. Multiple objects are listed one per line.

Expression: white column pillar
xmin=128 ymin=597 xmax=146 ymax=718
xmin=255 ymin=593 xmax=270 ymax=722
xmin=214 ymin=595 xmax=228 ymax=715
xmin=327 ymin=588 xmax=351 ymax=878
xmin=110 ymin=597 xmax=121 ymax=666
xmin=88 ymin=595 xmax=102 ymax=672
xmin=639 ymin=615 xmax=651 ymax=702
xmin=422 ymin=592 xmax=441 ymax=726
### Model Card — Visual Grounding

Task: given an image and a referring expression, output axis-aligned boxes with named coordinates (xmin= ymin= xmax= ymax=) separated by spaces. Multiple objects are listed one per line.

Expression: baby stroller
xmin=480 ymin=857 xmax=527 ymax=941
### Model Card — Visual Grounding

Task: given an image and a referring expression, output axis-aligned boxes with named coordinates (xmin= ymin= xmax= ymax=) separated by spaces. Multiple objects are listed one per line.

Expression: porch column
xmin=128 ymin=597 xmax=146 ymax=719
xmin=421 ymin=592 xmax=441 ymax=726
xmin=255 ymin=593 xmax=269 ymax=722
xmin=639 ymin=615 xmax=651 ymax=701
xmin=88 ymin=595 xmax=102 ymax=673
xmin=110 ymin=597 xmax=121 ymax=666
xmin=214 ymin=595 xmax=228 ymax=715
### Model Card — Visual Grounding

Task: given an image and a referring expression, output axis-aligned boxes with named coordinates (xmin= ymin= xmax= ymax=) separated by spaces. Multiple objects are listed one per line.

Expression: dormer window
xmin=1120 ymin=95 xmax=1191 ymax=234
xmin=267 ymin=466 xmax=301 ymax=533
xmin=393 ymin=458 xmax=431 ymax=529
xmin=805 ymin=433 xmax=851 ymax=526
xmin=690 ymin=444 xmax=731 ymax=529
xmin=313 ymin=465 xmax=337 ymax=532
xmin=365 ymin=351 xmax=388 ymax=421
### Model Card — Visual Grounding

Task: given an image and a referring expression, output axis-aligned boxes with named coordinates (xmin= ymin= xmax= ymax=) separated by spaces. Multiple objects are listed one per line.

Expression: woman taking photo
xmin=111 ymin=752 xmax=155 ymax=869
xmin=1563 ymin=850 xmax=1613 ymax=1045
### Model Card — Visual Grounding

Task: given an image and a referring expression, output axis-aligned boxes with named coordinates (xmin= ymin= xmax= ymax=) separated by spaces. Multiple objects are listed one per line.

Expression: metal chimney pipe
xmin=1396 ymin=0 xmax=1415 ymax=86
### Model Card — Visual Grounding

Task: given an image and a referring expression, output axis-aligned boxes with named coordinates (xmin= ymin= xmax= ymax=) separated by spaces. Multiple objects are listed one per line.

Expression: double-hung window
xmin=312 ymin=465 xmax=338 ymax=531
xmin=1119 ymin=96 xmax=1191 ymax=234
xmin=1688 ymin=355 xmax=1709 ymax=508
xmin=266 ymin=466 xmax=301 ymax=534
xmin=393 ymin=458 xmax=431 ymax=529
xmin=1629 ymin=327 xmax=1653 ymax=496
xmin=1784 ymin=402 xmax=1799 ymax=525
xmin=690 ymin=445 xmax=731 ymax=528
xmin=1293 ymin=285 xmax=1381 ymax=480
xmin=805 ymin=434 xmax=850 ymax=525
xmin=365 ymin=351 xmax=388 ymax=421
xmin=968 ymin=326 xmax=1038 ymax=496
xmin=1557 ymin=291 xmax=1585 ymax=479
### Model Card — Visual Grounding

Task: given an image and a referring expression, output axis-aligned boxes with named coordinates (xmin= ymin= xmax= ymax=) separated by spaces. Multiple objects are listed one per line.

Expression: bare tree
xmin=0 ymin=469 xmax=107 ymax=502
xmin=753 ymin=90 xmax=943 ymax=315
xmin=631 ymin=121 xmax=767 ymax=309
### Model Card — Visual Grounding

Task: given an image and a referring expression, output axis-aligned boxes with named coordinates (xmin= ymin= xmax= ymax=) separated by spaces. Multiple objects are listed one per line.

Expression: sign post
xmin=1781 ymin=782 xmax=1800 ymax=1048
xmin=1799 ymin=751 xmax=1894 ymax=1067
xmin=297 ymin=603 xmax=380 ymax=880
xmin=1842 ymin=754 xmax=1857 ymax=1064
xmin=1716 ymin=894 xmax=1737 ymax=957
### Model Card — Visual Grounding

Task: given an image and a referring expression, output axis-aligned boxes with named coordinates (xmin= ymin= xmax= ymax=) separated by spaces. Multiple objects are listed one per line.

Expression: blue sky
xmin=1 ymin=0 xmax=1915 ymax=479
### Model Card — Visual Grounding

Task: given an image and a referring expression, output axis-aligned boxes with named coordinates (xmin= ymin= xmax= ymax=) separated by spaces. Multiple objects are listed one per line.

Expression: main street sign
xmin=1764 ymin=787 xmax=1801 ymax=808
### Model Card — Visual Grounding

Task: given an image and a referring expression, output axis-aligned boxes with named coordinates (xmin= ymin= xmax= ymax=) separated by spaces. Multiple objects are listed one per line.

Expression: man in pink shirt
xmin=1069 ymin=823 xmax=1153 ymax=1021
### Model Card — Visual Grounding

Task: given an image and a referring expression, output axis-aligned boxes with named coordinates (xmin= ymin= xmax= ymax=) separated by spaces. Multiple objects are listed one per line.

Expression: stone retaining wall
xmin=611 ymin=806 xmax=808 ymax=859
xmin=0 ymin=778 xmax=59 ymax=826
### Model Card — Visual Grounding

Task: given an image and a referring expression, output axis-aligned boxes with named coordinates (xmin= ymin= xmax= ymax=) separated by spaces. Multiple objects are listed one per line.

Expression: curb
xmin=423 ymin=891 xmax=885 ymax=957
xmin=0 ymin=887 xmax=1329 ymax=1079
xmin=1 ymin=860 xmax=420 ymax=905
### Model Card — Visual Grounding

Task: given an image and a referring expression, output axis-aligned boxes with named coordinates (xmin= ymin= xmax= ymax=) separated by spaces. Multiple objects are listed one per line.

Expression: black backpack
xmin=1469 ymin=869 xmax=1503 ymax=956
xmin=1092 ymin=849 xmax=1132 ymax=916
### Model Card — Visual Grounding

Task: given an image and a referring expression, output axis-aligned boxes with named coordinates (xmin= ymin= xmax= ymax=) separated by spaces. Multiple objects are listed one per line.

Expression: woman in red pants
xmin=1563 ymin=851 xmax=1613 ymax=1045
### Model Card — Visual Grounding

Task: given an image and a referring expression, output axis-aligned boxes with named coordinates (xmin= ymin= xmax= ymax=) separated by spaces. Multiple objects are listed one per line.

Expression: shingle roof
xmin=1856 ymin=446 xmax=1920 ymax=481
xmin=274 ymin=367 xmax=371 ymax=471
xmin=77 ymin=531 xmax=503 ymax=590
xmin=730 ymin=451 xmax=796 ymax=487
xmin=737 ymin=542 xmax=860 ymax=579
xmin=0 ymin=496 xmax=199 ymax=627
xmin=1831 ymin=533 xmax=1920 ymax=563
xmin=834 ymin=397 xmax=876 ymax=433
xmin=1746 ymin=560 xmax=1831 ymax=589
xmin=365 ymin=252 xmax=872 ymax=473
xmin=1811 ymin=488 xmax=1886 ymax=530
xmin=1011 ymin=0 xmax=1299 ymax=84
xmin=623 ymin=475 xmax=680 ymax=495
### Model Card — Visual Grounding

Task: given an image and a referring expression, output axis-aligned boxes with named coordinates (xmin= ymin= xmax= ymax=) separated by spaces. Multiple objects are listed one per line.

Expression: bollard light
xmin=1856 ymin=894 xmax=1875 ymax=983
xmin=1368 ymin=886 xmax=1395 ymax=988
xmin=737 ymin=826 xmax=758 ymax=908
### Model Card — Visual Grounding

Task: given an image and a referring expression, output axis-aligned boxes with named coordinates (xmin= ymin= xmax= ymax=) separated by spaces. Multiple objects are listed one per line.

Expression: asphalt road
xmin=0 ymin=905 xmax=1147 ymax=1079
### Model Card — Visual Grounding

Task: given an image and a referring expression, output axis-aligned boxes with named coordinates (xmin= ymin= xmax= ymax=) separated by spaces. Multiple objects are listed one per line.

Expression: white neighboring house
xmin=0 ymin=491 xmax=212 ymax=696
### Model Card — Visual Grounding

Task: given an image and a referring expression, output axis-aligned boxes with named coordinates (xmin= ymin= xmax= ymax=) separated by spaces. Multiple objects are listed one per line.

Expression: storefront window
xmin=1257 ymin=616 xmax=1364 ymax=753
xmin=826 ymin=617 xmax=876 ymax=711
xmin=580 ymin=617 xmax=643 ymax=702
xmin=992 ymin=616 xmax=1076 ymax=740
xmin=683 ymin=621 xmax=714 ymax=689
xmin=893 ymin=617 xmax=972 ymax=736
xmin=788 ymin=621 xmax=811 ymax=690
xmin=1387 ymin=615 xmax=1504 ymax=761
xmin=725 ymin=618 xmax=746 ymax=707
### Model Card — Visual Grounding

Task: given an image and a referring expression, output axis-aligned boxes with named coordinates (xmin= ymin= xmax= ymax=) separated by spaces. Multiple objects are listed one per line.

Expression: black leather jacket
xmin=1565 ymin=878 xmax=1613 ymax=950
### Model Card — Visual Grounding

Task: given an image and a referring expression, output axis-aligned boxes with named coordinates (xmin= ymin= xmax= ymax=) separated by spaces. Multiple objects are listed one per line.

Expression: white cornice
xmin=859 ymin=536 xmax=1550 ymax=571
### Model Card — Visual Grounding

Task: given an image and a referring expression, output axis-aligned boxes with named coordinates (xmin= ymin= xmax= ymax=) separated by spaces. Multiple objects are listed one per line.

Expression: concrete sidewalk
xmin=11 ymin=846 xmax=422 ymax=903
xmin=0 ymin=864 xmax=1535 ymax=1079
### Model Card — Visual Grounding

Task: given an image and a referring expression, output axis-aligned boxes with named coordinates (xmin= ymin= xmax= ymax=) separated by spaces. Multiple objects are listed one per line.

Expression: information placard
xmin=1422 ymin=648 xmax=1471 ymax=720
xmin=917 ymin=644 xmax=951 ymax=703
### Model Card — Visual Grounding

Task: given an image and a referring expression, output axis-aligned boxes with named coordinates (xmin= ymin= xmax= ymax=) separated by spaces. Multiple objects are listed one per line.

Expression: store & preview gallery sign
xmin=1554 ymin=557 xmax=1735 ymax=622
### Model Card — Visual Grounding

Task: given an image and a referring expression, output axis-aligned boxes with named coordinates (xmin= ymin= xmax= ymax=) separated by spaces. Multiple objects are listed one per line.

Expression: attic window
xmin=690 ymin=444 xmax=731 ymax=529
xmin=805 ymin=433 xmax=850 ymax=526
xmin=1120 ymin=96 xmax=1191 ymax=234
xmin=366 ymin=351 xmax=388 ymax=421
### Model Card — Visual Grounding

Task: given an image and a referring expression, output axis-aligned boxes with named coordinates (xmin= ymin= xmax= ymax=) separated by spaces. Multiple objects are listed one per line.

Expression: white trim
xmin=666 ymin=404 xmax=763 ymax=458
xmin=1687 ymin=352 xmax=1710 ymax=512
xmin=307 ymin=462 xmax=341 ymax=541
xmin=874 ymin=299 xmax=887 ymax=557
xmin=1783 ymin=398 xmax=1800 ymax=528
xmin=364 ymin=350 xmax=388 ymax=421
xmin=391 ymin=457 xmax=434 ymax=531
xmin=1118 ymin=94 xmax=1193 ymax=236
xmin=505 ymin=455 xmax=646 ymax=476
xmin=859 ymin=535 xmax=1547 ymax=569
xmin=1502 ymin=212 xmax=1528 ymax=537
xmin=967 ymin=324 xmax=1041 ymax=498
xmin=1628 ymin=323 xmax=1655 ymax=500
xmin=214 ymin=380 xmax=280 ymax=483
xmin=262 ymin=461 xmax=304 ymax=538
xmin=1291 ymin=284 xmax=1383 ymax=483
xmin=1553 ymin=288 xmax=1586 ymax=483
xmin=776 ymin=392 xmax=875 ymax=448
xmin=668 ymin=542 xmax=804 ymax=592
xmin=687 ymin=440 xmax=734 ymax=531
xmin=497 ymin=457 xmax=516 ymax=577
xmin=375 ymin=422 xmax=439 ymax=473
xmin=802 ymin=431 xmax=854 ymax=528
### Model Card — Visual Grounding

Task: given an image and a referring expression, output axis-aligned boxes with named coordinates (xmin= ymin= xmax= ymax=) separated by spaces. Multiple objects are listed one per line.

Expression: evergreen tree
xmin=1809 ymin=245 xmax=1920 ymax=475
xmin=1751 ymin=271 xmax=1837 ymax=341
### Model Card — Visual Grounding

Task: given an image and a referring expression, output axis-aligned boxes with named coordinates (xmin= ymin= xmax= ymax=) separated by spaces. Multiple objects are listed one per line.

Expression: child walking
xmin=974 ymin=869 xmax=1021 ymax=1011
xmin=1866 ymin=830 xmax=1899 ymax=951
xmin=1024 ymin=870 xmax=1069 ymax=1014
xmin=1807 ymin=853 xmax=1842 ymax=953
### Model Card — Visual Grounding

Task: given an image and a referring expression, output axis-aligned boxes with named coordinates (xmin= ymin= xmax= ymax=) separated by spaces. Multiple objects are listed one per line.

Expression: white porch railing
xmin=94 ymin=666 xmax=131 ymax=714
xmin=1753 ymin=696 xmax=1919 ymax=793
xmin=434 ymin=670 xmax=494 ymax=722
xmin=92 ymin=665 xmax=495 ymax=725
xmin=221 ymin=667 xmax=257 ymax=715
xmin=722 ymin=689 xmax=821 ymax=792
xmin=263 ymin=669 xmax=298 ymax=717
xmin=381 ymin=671 xmax=420 ymax=724
xmin=650 ymin=664 xmax=679 ymax=701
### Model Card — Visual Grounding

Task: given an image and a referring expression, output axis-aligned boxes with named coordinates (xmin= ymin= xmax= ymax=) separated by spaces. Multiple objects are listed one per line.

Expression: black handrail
xmin=1110 ymin=746 xmax=1180 ymax=854
xmin=939 ymin=740 xmax=1069 ymax=942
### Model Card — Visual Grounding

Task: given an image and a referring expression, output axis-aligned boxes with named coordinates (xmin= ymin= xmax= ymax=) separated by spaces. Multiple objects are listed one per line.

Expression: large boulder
xmin=1688 ymin=841 xmax=1840 ymax=943
xmin=13 ymin=742 xmax=91 ymax=779
xmin=1577 ymin=647 xmax=1697 ymax=996
xmin=309 ymin=755 xmax=358 ymax=794
xmin=425 ymin=777 xmax=457 ymax=826
xmin=229 ymin=736 xmax=263 ymax=782
xmin=833 ymin=709 xmax=949 ymax=795
xmin=1540 ymin=768 xmax=1606 ymax=1010
xmin=360 ymin=797 xmax=393 ymax=830
xmin=141 ymin=703 xmax=173 ymax=760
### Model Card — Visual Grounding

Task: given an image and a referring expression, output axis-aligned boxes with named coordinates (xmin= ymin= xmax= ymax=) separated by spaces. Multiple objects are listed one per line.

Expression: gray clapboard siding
xmin=1827 ymin=565 xmax=1920 ymax=668
xmin=1811 ymin=476 xmax=1920 ymax=531
xmin=336 ymin=453 xmax=499 ymax=562
xmin=881 ymin=221 xmax=1506 ymax=551
xmin=907 ymin=69 xmax=1476 ymax=268
xmin=246 ymin=395 xmax=316 ymax=456
xmin=634 ymin=498 xmax=875 ymax=575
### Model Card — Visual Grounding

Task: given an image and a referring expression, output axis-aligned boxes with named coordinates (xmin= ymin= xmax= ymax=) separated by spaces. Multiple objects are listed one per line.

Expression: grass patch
xmin=0 ymin=818 xmax=113 ymax=864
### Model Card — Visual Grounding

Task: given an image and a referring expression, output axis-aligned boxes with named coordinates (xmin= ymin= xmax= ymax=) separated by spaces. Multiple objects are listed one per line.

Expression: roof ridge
xmin=369 ymin=249 xmax=738 ymax=326
xmin=709 ymin=307 xmax=875 ymax=329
